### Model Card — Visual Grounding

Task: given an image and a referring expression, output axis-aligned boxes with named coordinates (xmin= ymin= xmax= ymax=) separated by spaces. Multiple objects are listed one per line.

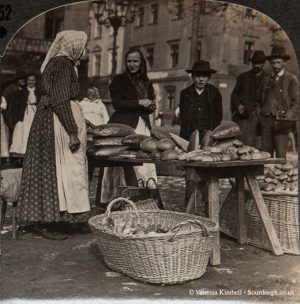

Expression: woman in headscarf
xmin=101 ymin=48 xmax=157 ymax=204
xmin=18 ymin=30 xmax=90 ymax=238
xmin=80 ymin=86 xmax=109 ymax=127
xmin=10 ymin=73 xmax=41 ymax=156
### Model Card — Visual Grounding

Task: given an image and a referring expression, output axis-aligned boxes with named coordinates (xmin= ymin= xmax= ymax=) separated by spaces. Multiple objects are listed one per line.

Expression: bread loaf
xmin=92 ymin=123 xmax=135 ymax=138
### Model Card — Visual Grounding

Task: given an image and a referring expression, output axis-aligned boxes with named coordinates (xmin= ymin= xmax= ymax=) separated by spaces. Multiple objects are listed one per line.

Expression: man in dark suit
xmin=231 ymin=50 xmax=269 ymax=147
xmin=179 ymin=61 xmax=223 ymax=212
xmin=260 ymin=46 xmax=298 ymax=158
xmin=179 ymin=61 xmax=223 ymax=146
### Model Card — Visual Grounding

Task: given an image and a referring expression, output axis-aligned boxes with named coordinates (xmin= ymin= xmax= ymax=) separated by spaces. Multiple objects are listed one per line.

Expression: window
xmin=174 ymin=0 xmax=183 ymax=19
xmin=149 ymin=3 xmax=158 ymax=24
xmin=170 ymin=44 xmax=179 ymax=68
xmin=197 ymin=41 xmax=202 ymax=61
xmin=244 ymin=41 xmax=254 ymax=64
xmin=44 ymin=8 xmax=64 ymax=39
xmin=164 ymin=86 xmax=176 ymax=109
xmin=93 ymin=53 xmax=101 ymax=76
xmin=135 ymin=6 xmax=144 ymax=27
xmin=145 ymin=47 xmax=154 ymax=69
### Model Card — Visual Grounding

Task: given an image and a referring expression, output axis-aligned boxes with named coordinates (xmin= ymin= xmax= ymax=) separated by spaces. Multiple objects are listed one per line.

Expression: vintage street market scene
xmin=0 ymin=0 xmax=299 ymax=302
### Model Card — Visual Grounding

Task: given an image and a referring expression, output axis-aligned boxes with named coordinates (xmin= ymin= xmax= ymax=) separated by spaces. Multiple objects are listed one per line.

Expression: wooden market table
xmin=87 ymin=152 xmax=285 ymax=265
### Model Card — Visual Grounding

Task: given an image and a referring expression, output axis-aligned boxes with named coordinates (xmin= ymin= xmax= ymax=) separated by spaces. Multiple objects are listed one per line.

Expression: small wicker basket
xmin=89 ymin=197 xmax=218 ymax=284
xmin=116 ymin=178 xmax=164 ymax=210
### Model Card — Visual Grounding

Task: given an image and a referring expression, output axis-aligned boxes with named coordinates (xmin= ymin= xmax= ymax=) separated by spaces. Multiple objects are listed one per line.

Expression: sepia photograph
xmin=0 ymin=0 xmax=299 ymax=303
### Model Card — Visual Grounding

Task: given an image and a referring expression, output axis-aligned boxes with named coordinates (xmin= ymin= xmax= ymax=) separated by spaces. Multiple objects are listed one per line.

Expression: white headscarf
xmin=41 ymin=30 xmax=87 ymax=73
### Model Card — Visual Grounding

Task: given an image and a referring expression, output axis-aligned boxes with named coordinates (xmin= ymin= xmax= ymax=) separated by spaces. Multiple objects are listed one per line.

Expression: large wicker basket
xmin=89 ymin=198 xmax=218 ymax=284
xmin=220 ymin=189 xmax=299 ymax=255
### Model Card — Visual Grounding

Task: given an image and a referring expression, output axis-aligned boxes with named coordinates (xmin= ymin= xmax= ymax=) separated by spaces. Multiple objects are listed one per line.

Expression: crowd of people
xmin=0 ymin=29 xmax=298 ymax=239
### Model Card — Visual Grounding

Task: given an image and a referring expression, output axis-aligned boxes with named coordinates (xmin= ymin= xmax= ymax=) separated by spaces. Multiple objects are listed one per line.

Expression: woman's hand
xmin=139 ymin=99 xmax=153 ymax=108
xmin=69 ymin=134 xmax=80 ymax=153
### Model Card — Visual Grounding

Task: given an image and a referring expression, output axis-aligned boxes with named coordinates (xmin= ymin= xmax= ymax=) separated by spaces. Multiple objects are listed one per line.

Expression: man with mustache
xmin=259 ymin=46 xmax=298 ymax=158
xmin=231 ymin=50 xmax=269 ymax=147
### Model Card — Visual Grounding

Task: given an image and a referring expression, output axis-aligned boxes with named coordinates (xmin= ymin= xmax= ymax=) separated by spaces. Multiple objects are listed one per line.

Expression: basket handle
xmin=168 ymin=219 xmax=217 ymax=242
xmin=105 ymin=197 xmax=139 ymax=218
xmin=146 ymin=177 xmax=158 ymax=189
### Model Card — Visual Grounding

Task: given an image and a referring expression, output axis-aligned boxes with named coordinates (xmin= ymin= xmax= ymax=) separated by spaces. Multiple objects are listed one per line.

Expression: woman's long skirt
xmin=0 ymin=113 xmax=9 ymax=157
xmin=101 ymin=118 xmax=157 ymax=204
xmin=18 ymin=101 xmax=91 ymax=223
xmin=10 ymin=104 xmax=36 ymax=155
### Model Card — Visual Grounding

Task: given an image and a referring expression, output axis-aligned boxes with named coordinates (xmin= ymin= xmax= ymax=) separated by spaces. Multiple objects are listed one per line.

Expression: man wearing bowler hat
xmin=180 ymin=61 xmax=223 ymax=212
xmin=231 ymin=50 xmax=269 ymax=147
xmin=179 ymin=60 xmax=223 ymax=145
xmin=260 ymin=46 xmax=298 ymax=158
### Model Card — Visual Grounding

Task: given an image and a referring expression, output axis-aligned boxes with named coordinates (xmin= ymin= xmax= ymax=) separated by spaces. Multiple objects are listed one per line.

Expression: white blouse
xmin=80 ymin=98 xmax=109 ymax=126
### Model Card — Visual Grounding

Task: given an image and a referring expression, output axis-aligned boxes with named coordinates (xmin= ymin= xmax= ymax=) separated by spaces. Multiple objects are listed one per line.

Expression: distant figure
xmin=80 ymin=86 xmax=109 ymax=127
xmin=2 ymin=71 xmax=27 ymax=147
xmin=10 ymin=73 xmax=41 ymax=155
xmin=260 ymin=46 xmax=299 ymax=159
xmin=172 ymin=106 xmax=180 ymax=126
xmin=155 ymin=111 xmax=163 ymax=127
xmin=1 ymin=96 xmax=9 ymax=158
xmin=231 ymin=50 xmax=269 ymax=147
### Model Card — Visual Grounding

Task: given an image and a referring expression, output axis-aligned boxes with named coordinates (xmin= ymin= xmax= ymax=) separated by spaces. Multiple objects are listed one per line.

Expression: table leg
xmin=95 ymin=167 xmax=104 ymax=206
xmin=236 ymin=175 xmax=247 ymax=244
xmin=245 ymin=173 xmax=283 ymax=255
xmin=123 ymin=165 xmax=138 ymax=186
xmin=208 ymin=177 xmax=220 ymax=265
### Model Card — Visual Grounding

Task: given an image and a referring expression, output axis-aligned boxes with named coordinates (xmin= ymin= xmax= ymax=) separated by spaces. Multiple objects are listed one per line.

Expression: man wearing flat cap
xmin=260 ymin=46 xmax=298 ymax=158
xmin=179 ymin=60 xmax=223 ymax=145
xmin=231 ymin=50 xmax=269 ymax=147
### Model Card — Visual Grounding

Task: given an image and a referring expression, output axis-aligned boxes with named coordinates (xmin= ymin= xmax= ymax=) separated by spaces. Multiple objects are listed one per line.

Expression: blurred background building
xmin=1 ymin=0 xmax=298 ymax=124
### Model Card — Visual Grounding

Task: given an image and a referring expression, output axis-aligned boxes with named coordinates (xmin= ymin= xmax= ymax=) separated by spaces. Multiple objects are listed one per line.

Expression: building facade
xmin=1 ymin=0 xmax=297 ymax=124
xmin=124 ymin=0 xmax=298 ymax=123
xmin=1 ymin=3 xmax=90 ymax=98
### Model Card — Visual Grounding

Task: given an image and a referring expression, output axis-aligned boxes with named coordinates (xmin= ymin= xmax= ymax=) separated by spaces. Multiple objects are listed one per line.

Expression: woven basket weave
xmin=89 ymin=198 xmax=218 ymax=284
xmin=220 ymin=189 xmax=299 ymax=255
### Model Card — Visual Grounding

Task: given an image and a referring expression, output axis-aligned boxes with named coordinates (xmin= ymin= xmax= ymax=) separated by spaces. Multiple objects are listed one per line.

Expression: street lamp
xmin=92 ymin=0 xmax=137 ymax=77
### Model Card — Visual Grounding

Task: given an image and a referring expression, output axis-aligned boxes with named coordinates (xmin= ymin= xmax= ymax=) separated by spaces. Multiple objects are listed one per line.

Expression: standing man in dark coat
xmin=2 ymin=72 xmax=27 ymax=147
xmin=231 ymin=50 xmax=269 ymax=147
xmin=260 ymin=46 xmax=298 ymax=159
xmin=179 ymin=61 xmax=223 ymax=212
xmin=179 ymin=61 xmax=223 ymax=146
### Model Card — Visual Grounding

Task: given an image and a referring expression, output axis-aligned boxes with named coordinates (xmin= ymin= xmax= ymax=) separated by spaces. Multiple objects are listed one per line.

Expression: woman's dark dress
xmin=18 ymin=56 xmax=90 ymax=223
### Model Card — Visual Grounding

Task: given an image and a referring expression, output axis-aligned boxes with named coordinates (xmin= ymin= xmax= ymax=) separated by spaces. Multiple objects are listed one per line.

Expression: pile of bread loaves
xmin=257 ymin=164 xmax=298 ymax=193
xmin=90 ymin=122 xmax=272 ymax=162
xmin=90 ymin=123 xmax=184 ymax=159
xmin=177 ymin=121 xmax=271 ymax=162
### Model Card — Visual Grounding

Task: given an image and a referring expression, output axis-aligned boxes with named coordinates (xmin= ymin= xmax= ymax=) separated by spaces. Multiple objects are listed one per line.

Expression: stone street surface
xmin=1 ymin=172 xmax=299 ymax=303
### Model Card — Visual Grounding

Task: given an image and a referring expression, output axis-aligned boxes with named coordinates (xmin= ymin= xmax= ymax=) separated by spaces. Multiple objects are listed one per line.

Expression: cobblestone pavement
xmin=1 ymin=169 xmax=299 ymax=303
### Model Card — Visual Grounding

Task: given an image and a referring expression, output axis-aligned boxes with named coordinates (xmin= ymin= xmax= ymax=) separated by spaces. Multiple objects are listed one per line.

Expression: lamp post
xmin=92 ymin=0 xmax=137 ymax=77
